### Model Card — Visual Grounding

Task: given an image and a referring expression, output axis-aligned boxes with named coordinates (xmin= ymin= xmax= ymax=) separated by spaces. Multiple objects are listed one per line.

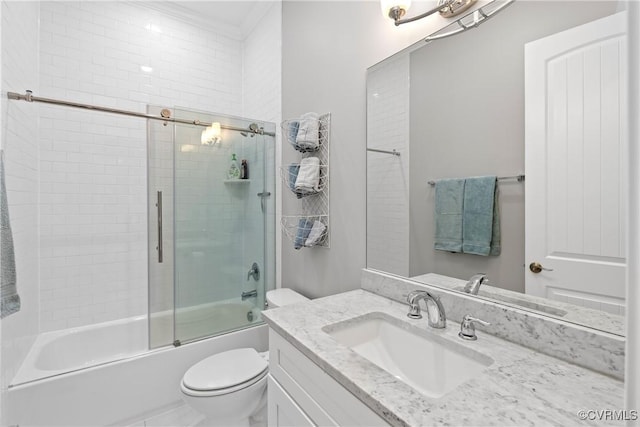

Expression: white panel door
xmin=525 ymin=12 xmax=627 ymax=315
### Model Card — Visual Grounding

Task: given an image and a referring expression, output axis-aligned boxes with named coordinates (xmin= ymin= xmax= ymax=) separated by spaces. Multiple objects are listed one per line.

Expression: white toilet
xmin=180 ymin=288 xmax=309 ymax=427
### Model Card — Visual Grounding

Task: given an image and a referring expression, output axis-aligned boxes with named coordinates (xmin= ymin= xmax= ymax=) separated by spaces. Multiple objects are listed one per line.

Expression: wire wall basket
xmin=281 ymin=117 xmax=330 ymax=154
xmin=279 ymin=164 xmax=329 ymax=197
xmin=281 ymin=215 xmax=329 ymax=249
xmin=280 ymin=113 xmax=331 ymax=249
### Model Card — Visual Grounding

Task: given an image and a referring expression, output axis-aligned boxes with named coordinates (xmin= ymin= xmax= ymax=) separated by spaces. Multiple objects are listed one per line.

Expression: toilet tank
xmin=266 ymin=289 xmax=309 ymax=308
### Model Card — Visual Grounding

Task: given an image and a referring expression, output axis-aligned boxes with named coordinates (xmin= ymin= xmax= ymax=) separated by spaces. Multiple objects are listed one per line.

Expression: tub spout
xmin=241 ymin=289 xmax=258 ymax=300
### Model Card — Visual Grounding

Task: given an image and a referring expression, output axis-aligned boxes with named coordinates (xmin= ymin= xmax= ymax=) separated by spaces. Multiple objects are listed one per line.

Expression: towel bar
xmin=366 ymin=148 xmax=400 ymax=157
xmin=427 ymin=174 xmax=524 ymax=186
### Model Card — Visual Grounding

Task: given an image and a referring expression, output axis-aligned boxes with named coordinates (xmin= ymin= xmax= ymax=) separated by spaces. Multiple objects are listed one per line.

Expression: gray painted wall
xmin=407 ymin=1 xmax=618 ymax=292
xmin=281 ymin=1 xmax=376 ymax=298
xmin=280 ymin=1 xmax=433 ymax=298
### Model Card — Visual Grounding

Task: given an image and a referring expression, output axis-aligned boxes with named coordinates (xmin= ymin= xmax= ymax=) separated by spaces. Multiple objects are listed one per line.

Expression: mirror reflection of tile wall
xmin=366 ymin=54 xmax=410 ymax=277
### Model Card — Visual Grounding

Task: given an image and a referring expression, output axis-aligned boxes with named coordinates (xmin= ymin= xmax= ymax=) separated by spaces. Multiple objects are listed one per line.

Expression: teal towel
xmin=489 ymin=186 xmax=501 ymax=256
xmin=434 ymin=178 xmax=465 ymax=253
xmin=462 ymin=176 xmax=500 ymax=256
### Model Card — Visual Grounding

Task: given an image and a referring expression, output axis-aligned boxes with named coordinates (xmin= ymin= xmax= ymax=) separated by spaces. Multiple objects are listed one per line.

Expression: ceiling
xmin=159 ymin=1 xmax=271 ymax=38
xmin=172 ymin=1 xmax=261 ymax=28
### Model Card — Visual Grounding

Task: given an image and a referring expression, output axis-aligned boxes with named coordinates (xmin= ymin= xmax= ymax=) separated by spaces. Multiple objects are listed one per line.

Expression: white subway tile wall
xmin=366 ymin=54 xmax=410 ymax=276
xmin=173 ymin=122 xmax=257 ymax=308
xmin=36 ymin=1 xmax=265 ymax=332
xmin=242 ymin=2 xmax=282 ymax=296
xmin=1 ymin=0 xmax=40 ymax=393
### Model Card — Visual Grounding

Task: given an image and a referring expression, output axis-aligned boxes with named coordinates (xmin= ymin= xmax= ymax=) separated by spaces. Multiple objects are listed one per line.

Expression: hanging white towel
xmin=305 ymin=221 xmax=327 ymax=247
xmin=295 ymin=112 xmax=320 ymax=151
xmin=294 ymin=157 xmax=321 ymax=194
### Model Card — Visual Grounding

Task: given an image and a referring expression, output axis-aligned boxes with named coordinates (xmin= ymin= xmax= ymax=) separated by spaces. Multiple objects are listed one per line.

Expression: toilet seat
xmin=181 ymin=348 xmax=268 ymax=397
xmin=181 ymin=370 xmax=268 ymax=397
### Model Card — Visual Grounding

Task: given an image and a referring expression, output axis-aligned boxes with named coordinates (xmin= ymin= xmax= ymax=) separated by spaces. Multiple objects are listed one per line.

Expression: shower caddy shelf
xmin=281 ymin=113 xmax=330 ymax=248
xmin=223 ymin=179 xmax=252 ymax=184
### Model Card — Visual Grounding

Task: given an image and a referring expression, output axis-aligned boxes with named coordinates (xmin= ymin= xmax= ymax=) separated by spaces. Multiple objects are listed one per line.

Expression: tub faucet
xmin=464 ymin=274 xmax=487 ymax=295
xmin=406 ymin=290 xmax=446 ymax=329
xmin=241 ymin=289 xmax=257 ymax=300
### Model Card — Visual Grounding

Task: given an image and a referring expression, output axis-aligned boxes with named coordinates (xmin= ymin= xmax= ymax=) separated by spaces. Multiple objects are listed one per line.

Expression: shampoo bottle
xmin=240 ymin=159 xmax=249 ymax=179
xmin=227 ymin=153 xmax=240 ymax=179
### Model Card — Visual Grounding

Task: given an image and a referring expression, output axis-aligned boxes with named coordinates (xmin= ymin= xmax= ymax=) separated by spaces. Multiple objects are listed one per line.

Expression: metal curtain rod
xmin=427 ymin=174 xmax=525 ymax=186
xmin=366 ymin=148 xmax=400 ymax=157
xmin=7 ymin=91 xmax=276 ymax=137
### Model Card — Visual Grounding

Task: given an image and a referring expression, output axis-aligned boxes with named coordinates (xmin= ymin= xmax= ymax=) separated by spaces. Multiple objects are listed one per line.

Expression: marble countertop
xmin=263 ymin=289 xmax=625 ymax=427
xmin=410 ymin=273 xmax=625 ymax=336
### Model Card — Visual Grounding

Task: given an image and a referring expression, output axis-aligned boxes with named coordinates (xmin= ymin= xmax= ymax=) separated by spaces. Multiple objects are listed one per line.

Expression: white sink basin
xmin=322 ymin=313 xmax=492 ymax=398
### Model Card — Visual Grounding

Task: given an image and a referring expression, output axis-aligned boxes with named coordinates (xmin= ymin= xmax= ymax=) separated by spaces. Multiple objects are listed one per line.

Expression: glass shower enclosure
xmin=147 ymin=107 xmax=275 ymax=348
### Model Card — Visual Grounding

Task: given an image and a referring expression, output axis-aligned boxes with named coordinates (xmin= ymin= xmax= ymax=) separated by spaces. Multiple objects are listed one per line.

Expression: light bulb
xmin=210 ymin=122 xmax=221 ymax=140
xmin=201 ymin=122 xmax=222 ymax=145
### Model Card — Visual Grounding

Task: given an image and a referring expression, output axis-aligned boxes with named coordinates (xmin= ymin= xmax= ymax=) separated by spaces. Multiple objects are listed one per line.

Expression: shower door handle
xmin=257 ymin=192 xmax=271 ymax=214
xmin=157 ymin=191 xmax=163 ymax=263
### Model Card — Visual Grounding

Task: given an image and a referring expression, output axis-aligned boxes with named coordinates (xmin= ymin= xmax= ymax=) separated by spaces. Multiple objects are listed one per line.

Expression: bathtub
xmin=6 ymin=300 xmax=268 ymax=427
xmin=12 ymin=315 xmax=149 ymax=385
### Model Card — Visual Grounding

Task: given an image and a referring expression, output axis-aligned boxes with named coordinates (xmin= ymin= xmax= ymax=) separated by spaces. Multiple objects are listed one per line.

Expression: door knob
xmin=529 ymin=262 xmax=553 ymax=274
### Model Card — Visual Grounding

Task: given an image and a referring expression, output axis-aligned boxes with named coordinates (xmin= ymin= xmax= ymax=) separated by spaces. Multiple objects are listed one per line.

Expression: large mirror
xmin=366 ymin=0 xmax=627 ymax=336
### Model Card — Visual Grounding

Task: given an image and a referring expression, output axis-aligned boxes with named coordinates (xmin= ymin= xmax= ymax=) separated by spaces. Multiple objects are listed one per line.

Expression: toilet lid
xmin=183 ymin=348 xmax=268 ymax=392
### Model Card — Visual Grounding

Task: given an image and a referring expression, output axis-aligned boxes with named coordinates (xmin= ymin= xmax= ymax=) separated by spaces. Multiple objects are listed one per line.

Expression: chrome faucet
xmin=247 ymin=262 xmax=260 ymax=282
xmin=464 ymin=274 xmax=487 ymax=295
xmin=458 ymin=314 xmax=490 ymax=341
xmin=406 ymin=290 xmax=446 ymax=329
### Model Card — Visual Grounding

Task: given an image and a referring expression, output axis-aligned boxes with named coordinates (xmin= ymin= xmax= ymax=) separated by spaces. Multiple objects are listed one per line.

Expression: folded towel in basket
xmin=295 ymin=112 xmax=320 ymax=152
xmin=294 ymin=157 xmax=321 ymax=194
xmin=294 ymin=218 xmax=313 ymax=250
xmin=305 ymin=221 xmax=326 ymax=247
xmin=287 ymin=164 xmax=300 ymax=191
xmin=287 ymin=121 xmax=300 ymax=150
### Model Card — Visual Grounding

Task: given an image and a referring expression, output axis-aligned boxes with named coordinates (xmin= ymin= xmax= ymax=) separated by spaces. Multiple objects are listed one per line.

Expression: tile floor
xmin=125 ymin=404 xmax=205 ymax=427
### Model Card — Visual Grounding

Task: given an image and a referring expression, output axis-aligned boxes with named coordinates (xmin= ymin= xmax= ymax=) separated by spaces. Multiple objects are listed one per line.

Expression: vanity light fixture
xmin=201 ymin=122 xmax=222 ymax=145
xmin=382 ymin=0 xmax=477 ymax=26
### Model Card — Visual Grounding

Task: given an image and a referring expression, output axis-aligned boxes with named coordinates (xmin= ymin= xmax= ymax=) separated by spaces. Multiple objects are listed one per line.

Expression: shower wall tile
xmin=243 ymin=2 xmax=282 ymax=126
xmin=242 ymin=2 xmax=282 ymax=293
xmin=37 ymin=2 xmax=246 ymax=332
xmin=0 ymin=0 xmax=41 ymax=399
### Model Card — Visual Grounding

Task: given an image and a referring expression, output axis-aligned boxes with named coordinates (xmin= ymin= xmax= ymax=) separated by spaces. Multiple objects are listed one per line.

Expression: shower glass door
xmin=172 ymin=109 xmax=271 ymax=345
xmin=148 ymin=107 xmax=275 ymax=348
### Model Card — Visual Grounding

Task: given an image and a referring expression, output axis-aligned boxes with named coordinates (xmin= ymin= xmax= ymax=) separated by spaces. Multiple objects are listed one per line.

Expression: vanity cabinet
xmin=267 ymin=329 xmax=388 ymax=427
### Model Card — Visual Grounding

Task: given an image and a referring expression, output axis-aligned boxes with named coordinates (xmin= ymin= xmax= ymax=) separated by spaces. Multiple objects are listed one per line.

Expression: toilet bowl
xmin=180 ymin=289 xmax=309 ymax=427
xmin=181 ymin=348 xmax=268 ymax=427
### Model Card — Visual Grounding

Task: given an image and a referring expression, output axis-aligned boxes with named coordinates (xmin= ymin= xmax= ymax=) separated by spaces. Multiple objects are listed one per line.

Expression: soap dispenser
xmin=227 ymin=153 xmax=240 ymax=180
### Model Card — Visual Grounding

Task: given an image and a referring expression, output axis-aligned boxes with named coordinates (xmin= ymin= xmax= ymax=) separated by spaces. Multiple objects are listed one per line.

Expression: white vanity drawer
xmin=269 ymin=329 xmax=389 ymax=427
xmin=268 ymin=375 xmax=315 ymax=427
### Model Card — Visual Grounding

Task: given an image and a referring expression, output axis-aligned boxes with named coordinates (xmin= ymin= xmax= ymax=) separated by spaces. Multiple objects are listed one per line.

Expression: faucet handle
xmin=458 ymin=314 xmax=490 ymax=341
xmin=406 ymin=289 xmax=423 ymax=302
xmin=406 ymin=290 xmax=423 ymax=319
